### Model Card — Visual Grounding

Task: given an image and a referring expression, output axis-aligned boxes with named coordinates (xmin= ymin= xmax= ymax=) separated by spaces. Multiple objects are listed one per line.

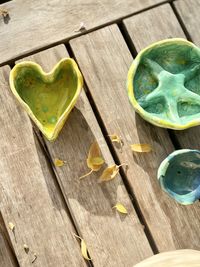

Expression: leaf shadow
xmin=43 ymin=104 xmax=122 ymax=217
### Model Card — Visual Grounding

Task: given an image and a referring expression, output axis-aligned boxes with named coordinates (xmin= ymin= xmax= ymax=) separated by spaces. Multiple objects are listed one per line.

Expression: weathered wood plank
xmin=0 ymin=215 xmax=17 ymax=267
xmin=175 ymin=0 xmax=200 ymax=45
xmin=123 ymin=3 xmax=185 ymax=50
xmin=0 ymin=235 xmax=16 ymax=267
xmin=0 ymin=65 xmax=86 ymax=266
xmin=0 ymin=0 xmax=165 ymax=65
xmin=173 ymin=0 xmax=200 ymax=148
xmin=70 ymin=22 xmax=200 ymax=252
xmin=18 ymin=44 xmax=153 ymax=267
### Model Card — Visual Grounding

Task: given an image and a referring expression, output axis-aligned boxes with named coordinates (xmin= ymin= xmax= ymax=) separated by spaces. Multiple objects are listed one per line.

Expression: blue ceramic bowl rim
xmin=158 ymin=149 xmax=200 ymax=205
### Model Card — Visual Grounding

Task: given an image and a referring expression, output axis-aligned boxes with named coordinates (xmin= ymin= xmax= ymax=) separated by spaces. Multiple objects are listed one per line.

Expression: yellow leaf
xmin=0 ymin=8 xmax=9 ymax=18
xmin=81 ymin=239 xmax=91 ymax=260
xmin=130 ymin=144 xmax=152 ymax=153
xmin=54 ymin=158 xmax=65 ymax=167
xmin=8 ymin=222 xmax=15 ymax=231
xmin=74 ymin=234 xmax=91 ymax=260
xmin=99 ymin=164 xmax=120 ymax=182
xmin=109 ymin=134 xmax=121 ymax=143
xmin=80 ymin=142 xmax=104 ymax=179
xmin=109 ymin=134 xmax=123 ymax=151
xmin=113 ymin=203 xmax=128 ymax=214
xmin=87 ymin=142 xmax=104 ymax=170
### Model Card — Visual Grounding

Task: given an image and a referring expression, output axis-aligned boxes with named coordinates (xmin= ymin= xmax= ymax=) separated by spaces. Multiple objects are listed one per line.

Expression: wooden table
xmin=0 ymin=0 xmax=200 ymax=266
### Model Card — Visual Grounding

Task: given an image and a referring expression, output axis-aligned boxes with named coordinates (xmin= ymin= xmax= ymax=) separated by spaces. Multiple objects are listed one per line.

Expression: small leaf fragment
xmin=79 ymin=141 xmax=104 ymax=179
xmin=0 ymin=8 xmax=9 ymax=18
xmin=87 ymin=142 xmax=104 ymax=170
xmin=31 ymin=253 xmax=37 ymax=263
xmin=54 ymin=158 xmax=65 ymax=167
xmin=74 ymin=234 xmax=91 ymax=260
xmin=109 ymin=134 xmax=121 ymax=144
xmin=108 ymin=134 xmax=123 ymax=151
xmin=113 ymin=203 xmax=128 ymax=214
xmin=81 ymin=239 xmax=91 ymax=260
xmin=23 ymin=244 xmax=29 ymax=254
xmin=8 ymin=222 xmax=15 ymax=231
xmin=74 ymin=22 xmax=86 ymax=32
xmin=130 ymin=144 xmax=152 ymax=153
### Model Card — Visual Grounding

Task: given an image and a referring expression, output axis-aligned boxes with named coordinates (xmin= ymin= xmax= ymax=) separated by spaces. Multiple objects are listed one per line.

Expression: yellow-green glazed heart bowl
xmin=127 ymin=38 xmax=200 ymax=130
xmin=10 ymin=58 xmax=83 ymax=141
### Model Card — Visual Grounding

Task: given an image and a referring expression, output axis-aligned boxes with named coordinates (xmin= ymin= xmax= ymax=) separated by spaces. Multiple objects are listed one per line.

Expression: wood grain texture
xmin=0 ymin=0 xmax=165 ymax=65
xmin=0 ymin=235 xmax=16 ymax=267
xmin=18 ymin=44 xmax=153 ymax=267
xmin=0 ymin=215 xmax=17 ymax=267
xmin=175 ymin=0 xmax=200 ymax=45
xmin=174 ymin=0 xmax=200 ymax=148
xmin=0 ymin=65 xmax=86 ymax=267
xmin=70 ymin=23 xmax=200 ymax=252
xmin=123 ymin=3 xmax=185 ymax=50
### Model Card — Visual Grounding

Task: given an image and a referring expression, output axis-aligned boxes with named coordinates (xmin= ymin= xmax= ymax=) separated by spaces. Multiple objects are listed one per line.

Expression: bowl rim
xmin=157 ymin=149 xmax=200 ymax=205
xmin=9 ymin=58 xmax=83 ymax=141
xmin=127 ymin=38 xmax=200 ymax=130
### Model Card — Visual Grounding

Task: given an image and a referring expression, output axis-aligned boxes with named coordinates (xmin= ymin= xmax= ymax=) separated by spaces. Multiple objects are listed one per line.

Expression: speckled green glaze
xmin=9 ymin=59 xmax=83 ymax=141
xmin=127 ymin=38 xmax=200 ymax=129
xmin=158 ymin=149 xmax=200 ymax=205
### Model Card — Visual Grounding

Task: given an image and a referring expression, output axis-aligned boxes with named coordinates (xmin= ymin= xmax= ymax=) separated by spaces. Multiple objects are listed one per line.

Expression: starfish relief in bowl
xmin=127 ymin=38 xmax=200 ymax=129
xmin=9 ymin=58 xmax=83 ymax=141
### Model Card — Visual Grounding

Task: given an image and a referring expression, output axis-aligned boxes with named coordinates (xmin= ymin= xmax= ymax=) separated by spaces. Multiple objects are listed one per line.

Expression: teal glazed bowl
xmin=158 ymin=149 xmax=200 ymax=205
xmin=127 ymin=38 xmax=200 ymax=130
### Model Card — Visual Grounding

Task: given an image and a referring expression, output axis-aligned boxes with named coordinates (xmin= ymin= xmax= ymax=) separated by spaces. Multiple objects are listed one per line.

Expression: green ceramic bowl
xmin=127 ymin=38 xmax=200 ymax=129
xmin=10 ymin=58 xmax=83 ymax=141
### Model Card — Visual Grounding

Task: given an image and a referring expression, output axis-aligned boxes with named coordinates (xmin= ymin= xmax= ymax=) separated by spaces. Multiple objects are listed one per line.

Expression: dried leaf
xmin=8 ymin=222 xmax=15 ymax=231
xmin=109 ymin=134 xmax=123 ymax=151
xmin=31 ymin=253 xmax=37 ymax=263
xmin=113 ymin=203 xmax=128 ymax=214
xmin=0 ymin=8 xmax=8 ymax=18
xmin=99 ymin=164 xmax=119 ymax=182
xmin=80 ymin=142 xmax=104 ymax=179
xmin=87 ymin=142 xmax=104 ymax=170
xmin=74 ymin=234 xmax=91 ymax=260
xmin=54 ymin=158 xmax=65 ymax=167
xmin=81 ymin=239 xmax=91 ymax=260
xmin=130 ymin=144 xmax=152 ymax=153
xmin=99 ymin=163 xmax=127 ymax=182
xmin=74 ymin=22 xmax=86 ymax=32
xmin=23 ymin=244 xmax=29 ymax=254
xmin=108 ymin=134 xmax=121 ymax=144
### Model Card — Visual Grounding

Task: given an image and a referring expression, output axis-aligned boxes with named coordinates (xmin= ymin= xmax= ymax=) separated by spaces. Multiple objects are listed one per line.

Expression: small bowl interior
xmin=162 ymin=151 xmax=200 ymax=195
xmin=133 ymin=41 xmax=200 ymax=124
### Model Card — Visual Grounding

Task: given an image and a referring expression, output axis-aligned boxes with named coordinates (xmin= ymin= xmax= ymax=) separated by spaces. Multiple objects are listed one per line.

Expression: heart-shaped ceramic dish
xmin=127 ymin=38 xmax=200 ymax=130
xmin=9 ymin=58 xmax=83 ymax=141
